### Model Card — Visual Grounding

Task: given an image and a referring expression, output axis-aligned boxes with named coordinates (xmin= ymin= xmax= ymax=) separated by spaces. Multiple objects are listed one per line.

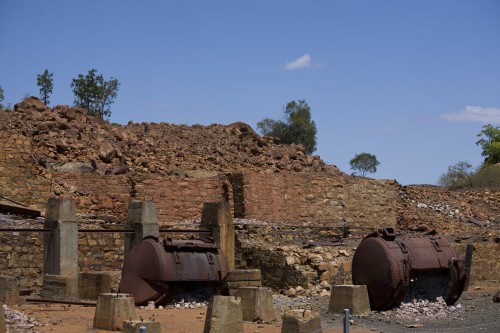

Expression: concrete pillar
xmin=94 ymin=293 xmax=137 ymax=331
xmin=43 ymin=198 xmax=78 ymax=276
xmin=235 ymin=287 xmax=276 ymax=322
xmin=124 ymin=201 xmax=159 ymax=257
xmin=329 ymin=285 xmax=371 ymax=315
xmin=203 ymin=295 xmax=243 ymax=333
xmin=281 ymin=310 xmax=322 ymax=333
xmin=201 ymin=202 xmax=235 ymax=270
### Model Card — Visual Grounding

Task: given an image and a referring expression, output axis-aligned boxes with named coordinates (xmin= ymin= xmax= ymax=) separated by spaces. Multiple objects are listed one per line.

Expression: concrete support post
xmin=124 ymin=201 xmax=159 ymax=257
xmin=201 ymin=202 xmax=235 ymax=270
xmin=43 ymin=198 xmax=78 ymax=276
xmin=42 ymin=198 xmax=79 ymax=300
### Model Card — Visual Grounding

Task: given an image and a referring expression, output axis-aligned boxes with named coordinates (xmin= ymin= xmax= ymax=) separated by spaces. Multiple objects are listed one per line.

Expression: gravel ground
xmin=273 ymin=286 xmax=500 ymax=332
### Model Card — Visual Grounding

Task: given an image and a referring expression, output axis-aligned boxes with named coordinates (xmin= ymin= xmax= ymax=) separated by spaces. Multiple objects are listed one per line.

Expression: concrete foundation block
xmin=227 ymin=269 xmax=262 ymax=282
xmin=41 ymin=275 xmax=78 ymax=300
xmin=203 ymin=295 xmax=243 ymax=333
xmin=329 ymin=284 xmax=371 ymax=314
xmin=123 ymin=320 xmax=161 ymax=333
xmin=0 ymin=276 xmax=21 ymax=305
xmin=0 ymin=305 xmax=6 ymax=333
xmin=281 ymin=309 xmax=322 ymax=333
xmin=94 ymin=293 xmax=137 ymax=331
xmin=79 ymin=271 xmax=121 ymax=300
xmin=235 ymin=287 xmax=276 ymax=322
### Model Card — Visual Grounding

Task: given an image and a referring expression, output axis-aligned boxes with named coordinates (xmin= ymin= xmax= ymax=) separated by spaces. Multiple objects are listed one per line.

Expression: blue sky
xmin=1 ymin=0 xmax=499 ymax=185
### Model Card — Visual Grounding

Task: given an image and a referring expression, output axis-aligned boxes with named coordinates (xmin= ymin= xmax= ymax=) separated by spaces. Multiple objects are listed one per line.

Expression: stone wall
xmin=456 ymin=241 xmax=500 ymax=283
xmin=232 ymin=172 xmax=397 ymax=230
xmin=0 ymin=132 xmax=51 ymax=210
xmin=0 ymin=231 xmax=43 ymax=294
xmin=0 ymin=230 xmax=126 ymax=294
xmin=53 ymin=172 xmax=231 ymax=223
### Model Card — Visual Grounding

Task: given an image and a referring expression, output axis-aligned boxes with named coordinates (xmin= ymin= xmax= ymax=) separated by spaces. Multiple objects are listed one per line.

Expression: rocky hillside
xmin=397 ymin=185 xmax=499 ymax=238
xmin=1 ymin=97 xmax=498 ymax=235
xmin=0 ymin=97 xmax=338 ymax=176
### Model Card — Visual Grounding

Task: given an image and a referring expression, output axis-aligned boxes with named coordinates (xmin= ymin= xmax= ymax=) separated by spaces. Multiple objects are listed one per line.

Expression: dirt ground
xmin=11 ymin=303 xmax=374 ymax=333
xmin=5 ymin=282 xmax=498 ymax=333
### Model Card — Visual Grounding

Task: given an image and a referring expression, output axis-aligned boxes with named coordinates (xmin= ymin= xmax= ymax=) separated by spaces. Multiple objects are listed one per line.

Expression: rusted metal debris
xmin=352 ymin=227 xmax=468 ymax=311
xmin=119 ymin=236 xmax=229 ymax=305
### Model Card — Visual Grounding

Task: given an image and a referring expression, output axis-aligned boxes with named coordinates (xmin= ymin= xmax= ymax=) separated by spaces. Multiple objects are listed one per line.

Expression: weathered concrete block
xmin=227 ymin=269 xmax=261 ymax=282
xmin=236 ymin=287 xmax=276 ymax=322
xmin=123 ymin=320 xmax=161 ymax=333
xmin=0 ymin=276 xmax=21 ymax=305
xmin=79 ymin=271 xmax=121 ymax=300
xmin=329 ymin=284 xmax=371 ymax=314
xmin=94 ymin=293 xmax=137 ymax=331
xmin=203 ymin=295 xmax=243 ymax=333
xmin=41 ymin=275 xmax=78 ymax=300
xmin=281 ymin=309 xmax=322 ymax=333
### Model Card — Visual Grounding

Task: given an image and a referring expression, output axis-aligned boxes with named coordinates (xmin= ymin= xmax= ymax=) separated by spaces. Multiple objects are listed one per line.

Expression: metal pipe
xmin=78 ymin=229 xmax=135 ymax=233
xmin=343 ymin=309 xmax=350 ymax=333
xmin=0 ymin=228 xmax=53 ymax=233
xmin=139 ymin=324 xmax=147 ymax=333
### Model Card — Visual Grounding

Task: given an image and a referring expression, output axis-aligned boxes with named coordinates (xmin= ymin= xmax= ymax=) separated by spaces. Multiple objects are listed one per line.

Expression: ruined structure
xmin=0 ymin=97 xmax=498 ymax=295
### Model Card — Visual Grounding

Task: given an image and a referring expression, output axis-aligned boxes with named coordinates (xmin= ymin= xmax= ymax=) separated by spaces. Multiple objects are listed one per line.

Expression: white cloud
xmin=441 ymin=106 xmax=500 ymax=124
xmin=285 ymin=54 xmax=312 ymax=71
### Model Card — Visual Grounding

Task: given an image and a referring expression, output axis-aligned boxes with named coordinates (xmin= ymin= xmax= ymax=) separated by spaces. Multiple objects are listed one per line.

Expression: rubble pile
xmin=3 ymin=304 xmax=42 ymax=332
xmin=381 ymin=297 xmax=464 ymax=320
xmin=0 ymin=97 xmax=337 ymax=176
xmin=397 ymin=185 xmax=499 ymax=237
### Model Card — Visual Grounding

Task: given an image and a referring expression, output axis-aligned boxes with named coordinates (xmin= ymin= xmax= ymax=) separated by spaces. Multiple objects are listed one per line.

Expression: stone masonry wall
xmin=0 ymin=230 xmax=126 ymax=294
xmin=0 ymin=132 xmax=51 ymax=210
xmin=233 ymin=172 xmax=397 ymax=231
xmin=53 ymin=172 xmax=231 ymax=223
xmin=456 ymin=241 xmax=500 ymax=283
xmin=0 ymin=231 xmax=43 ymax=294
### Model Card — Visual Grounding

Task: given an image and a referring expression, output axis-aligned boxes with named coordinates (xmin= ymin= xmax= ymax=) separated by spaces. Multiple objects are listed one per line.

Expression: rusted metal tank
xmin=352 ymin=227 xmax=467 ymax=310
xmin=119 ymin=236 xmax=229 ymax=304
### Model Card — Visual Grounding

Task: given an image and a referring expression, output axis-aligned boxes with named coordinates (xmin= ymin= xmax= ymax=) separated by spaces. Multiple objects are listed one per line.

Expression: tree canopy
xmin=71 ymin=69 xmax=120 ymax=119
xmin=257 ymin=99 xmax=317 ymax=154
xmin=438 ymin=161 xmax=473 ymax=189
xmin=37 ymin=69 xmax=54 ymax=105
xmin=349 ymin=152 xmax=380 ymax=177
xmin=476 ymin=124 xmax=500 ymax=165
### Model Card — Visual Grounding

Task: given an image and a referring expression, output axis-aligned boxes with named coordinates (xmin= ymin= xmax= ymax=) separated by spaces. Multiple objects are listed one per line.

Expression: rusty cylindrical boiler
xmin=120 ymin=236 xmax=229 ymax=304
xmin=352 ymin=227 xmax=468 ymax=310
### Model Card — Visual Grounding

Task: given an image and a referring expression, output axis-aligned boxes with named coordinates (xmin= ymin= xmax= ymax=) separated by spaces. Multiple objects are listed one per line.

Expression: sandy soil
xmin=9 ymin=302 xmax=375 ymax=333
xmin=5 ymin=282 xmax=498 ymax=333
